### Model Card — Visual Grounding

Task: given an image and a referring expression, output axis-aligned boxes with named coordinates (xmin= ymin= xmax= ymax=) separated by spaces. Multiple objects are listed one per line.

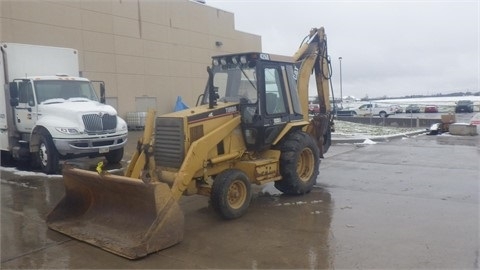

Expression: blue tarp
xmin=174 ymin=96 xmax=189 ymax=112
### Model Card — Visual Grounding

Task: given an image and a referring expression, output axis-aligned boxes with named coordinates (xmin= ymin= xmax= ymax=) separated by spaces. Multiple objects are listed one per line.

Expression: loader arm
xmin=125 ymin=109 xmax=157 ymax=180
xmin=170 ymin=115 xmax=244 ymax=200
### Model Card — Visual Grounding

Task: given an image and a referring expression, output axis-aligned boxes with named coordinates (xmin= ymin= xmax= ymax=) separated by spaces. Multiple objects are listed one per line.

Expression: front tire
xmin=1 ymin=150 xmax=14 ymax=167
xmin=379 ymin=111 xmax=387 ymax=118
xmin=105 ymin=147 xmax=124 ymax=163
xmin=36 ymin=130 xmax=59 ymax=174
xmin=211 ymin=169 xmax=251 ymax=220
xmin=274 ymin=131 xmax=320 ymax=195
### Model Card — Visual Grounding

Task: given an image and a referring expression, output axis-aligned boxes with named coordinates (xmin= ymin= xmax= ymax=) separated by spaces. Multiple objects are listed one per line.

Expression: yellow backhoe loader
xmin=47 ymin=27 xmax=335 ymax=259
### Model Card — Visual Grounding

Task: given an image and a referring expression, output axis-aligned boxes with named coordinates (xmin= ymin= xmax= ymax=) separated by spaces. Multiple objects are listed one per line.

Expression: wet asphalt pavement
xmin=1 ymin=131 xmax=479 ymax=269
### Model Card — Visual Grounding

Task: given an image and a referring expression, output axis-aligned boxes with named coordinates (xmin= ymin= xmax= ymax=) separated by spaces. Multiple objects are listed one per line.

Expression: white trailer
xmin=1 ymin=43 xmax=128 ymax=174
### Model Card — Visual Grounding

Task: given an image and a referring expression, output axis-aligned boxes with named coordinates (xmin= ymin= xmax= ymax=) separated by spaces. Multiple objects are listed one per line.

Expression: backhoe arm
xmin=293 ymin=27 xmax=331 ymax=117
xmin=293 ymin=27 xmax=333 ymax=155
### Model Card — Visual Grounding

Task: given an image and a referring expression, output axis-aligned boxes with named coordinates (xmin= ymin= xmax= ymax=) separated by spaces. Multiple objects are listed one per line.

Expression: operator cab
xmin=202 ymin=52 xmax=304 ymax=151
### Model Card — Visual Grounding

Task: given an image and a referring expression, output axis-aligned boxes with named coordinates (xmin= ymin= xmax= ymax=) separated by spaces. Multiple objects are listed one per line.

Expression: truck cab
xmin=1 ymin=43 xmax=127 ymax=174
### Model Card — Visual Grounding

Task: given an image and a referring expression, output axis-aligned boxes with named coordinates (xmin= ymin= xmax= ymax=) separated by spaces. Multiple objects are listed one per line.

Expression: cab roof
xmin=212 ymin=52 xmax=293 ymax=64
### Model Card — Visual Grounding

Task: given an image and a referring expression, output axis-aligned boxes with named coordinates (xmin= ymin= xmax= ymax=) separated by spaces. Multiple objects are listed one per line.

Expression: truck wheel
xmin=275 ymin=131 xmax=320 ymax=195
xmin=211 ymin=169 xmax=251 ymax=220
xmin=36 ymin=130 xmax=59 ymax=174
xmin=379 ymin=111 xmax=387 ymax=118
xmin=1 ymin=151 xmax=14 ymax=167
xmin=105 ymin=148 xmax=124 ymax=163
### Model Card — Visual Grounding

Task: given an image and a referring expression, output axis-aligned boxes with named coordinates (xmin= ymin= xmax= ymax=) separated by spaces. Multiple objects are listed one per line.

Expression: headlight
xmin=117 ymin=118 xmax=128 ymax=131
xmin=55 ymin=127 xmax=81 ymax=135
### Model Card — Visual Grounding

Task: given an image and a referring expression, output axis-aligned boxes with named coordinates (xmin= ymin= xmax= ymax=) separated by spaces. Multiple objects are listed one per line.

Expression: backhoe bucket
xmin=46 ymin=167 xmax=184 ymax=259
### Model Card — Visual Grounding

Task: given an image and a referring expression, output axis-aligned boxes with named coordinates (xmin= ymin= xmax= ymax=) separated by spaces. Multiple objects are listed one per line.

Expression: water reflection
xmin=2 ymin=165 xmax=335 ymax=268
xmin=247 ymin=186 xmax=334 ymax=269
xmin=1 ymin=170 xmax=68 ymax=268
xmin=435 ymin=135 xmax=480 ymax=147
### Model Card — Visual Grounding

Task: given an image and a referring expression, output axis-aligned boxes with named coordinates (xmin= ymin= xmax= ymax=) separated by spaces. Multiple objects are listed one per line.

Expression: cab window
xmin=264 ymin=67 xmax=286 ymax=114
xmin=18 ymin=81 xmax=35 ymax=106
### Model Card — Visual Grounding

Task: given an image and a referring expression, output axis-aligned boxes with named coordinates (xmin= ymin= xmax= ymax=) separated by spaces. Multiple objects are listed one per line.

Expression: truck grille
xmin=154 ymin=117 xmax=184 ymax=169
xmin=82 ymin=113 xmax=117 ymax=133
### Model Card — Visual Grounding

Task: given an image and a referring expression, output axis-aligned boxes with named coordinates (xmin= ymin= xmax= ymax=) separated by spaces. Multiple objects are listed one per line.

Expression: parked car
xmin=424 ymin=105 xmax=439 ymax=113
xmin=455 ymin=100 xmax=474 ymax=113
xmin=405 ymin=104 xmax=421 ymax=113
xmin=354 ymin=103 xmax=395 ymax=118
xmin=336 ymin=107 xmax=357 ymax=116
xmin=391 ymin=104 xmax=403 ymax=113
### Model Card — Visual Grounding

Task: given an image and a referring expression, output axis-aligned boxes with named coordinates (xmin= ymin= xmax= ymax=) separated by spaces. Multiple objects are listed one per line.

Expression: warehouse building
xmin=0 ymin=0 xmax=261 ymax=117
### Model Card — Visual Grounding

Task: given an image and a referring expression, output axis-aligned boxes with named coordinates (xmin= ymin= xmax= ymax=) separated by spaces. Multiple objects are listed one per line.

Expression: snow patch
xmin=356 ymin=138 xmax=377 ymax=145
xmin=261 ymin=182 xmax=282 ymax=195
xmin=0 ymin=179 xmax=38 ymax=189
xmin=0 ymin=166 xmax=62 ymax=178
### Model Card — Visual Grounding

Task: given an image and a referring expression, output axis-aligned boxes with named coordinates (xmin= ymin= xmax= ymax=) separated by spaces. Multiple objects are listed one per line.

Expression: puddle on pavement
xmin=435 ymin=135 xmax=480 ymax=146
xmin=1 ymin=171 xmax=67 ymax=263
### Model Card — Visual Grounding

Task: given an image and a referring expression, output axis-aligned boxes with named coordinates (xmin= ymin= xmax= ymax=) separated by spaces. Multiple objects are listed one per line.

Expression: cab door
xmin=13 ymin=80 xmax=37 ymax=133
xmin=260 ymin=65 xmax=289 ymax=146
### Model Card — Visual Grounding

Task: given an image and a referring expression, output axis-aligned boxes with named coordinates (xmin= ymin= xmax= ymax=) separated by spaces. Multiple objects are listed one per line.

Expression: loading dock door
xmin=135 ymin=96 xmax=157 ymax=112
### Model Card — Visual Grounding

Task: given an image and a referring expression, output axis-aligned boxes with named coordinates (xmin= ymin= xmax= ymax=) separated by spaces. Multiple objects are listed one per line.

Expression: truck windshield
xmin=34 ymin=80 xmax=99 ymax=104
xmin=205 ymin=67 xmax=258 ymax=104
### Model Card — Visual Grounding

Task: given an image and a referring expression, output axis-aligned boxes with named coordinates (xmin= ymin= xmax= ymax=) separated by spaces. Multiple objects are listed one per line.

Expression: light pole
xmin=338 ymin=56 xmax=343 ymax=107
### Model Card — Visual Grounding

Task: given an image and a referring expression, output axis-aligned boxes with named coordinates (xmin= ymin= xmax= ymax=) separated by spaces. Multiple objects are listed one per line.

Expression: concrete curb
xmin=332 ymin=130 xmax=426 ymax=144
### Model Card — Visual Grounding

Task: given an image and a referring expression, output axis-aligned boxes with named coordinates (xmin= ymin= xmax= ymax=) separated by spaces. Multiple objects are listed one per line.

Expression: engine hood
xmin=38 ymin=99 xmax=117 ymax=118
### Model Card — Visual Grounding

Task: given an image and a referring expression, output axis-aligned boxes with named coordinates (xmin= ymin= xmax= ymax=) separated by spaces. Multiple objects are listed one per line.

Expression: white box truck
xmin=0 ymin=43 xmax=128 ymax=174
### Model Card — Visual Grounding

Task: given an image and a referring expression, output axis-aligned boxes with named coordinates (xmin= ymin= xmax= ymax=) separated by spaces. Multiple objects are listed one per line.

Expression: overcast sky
xmin=207 ymin=0 xmax=479 ymax=99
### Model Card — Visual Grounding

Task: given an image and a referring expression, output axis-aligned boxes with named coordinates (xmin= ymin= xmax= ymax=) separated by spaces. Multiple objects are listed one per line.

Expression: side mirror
xmin=9 ymin=82 xmax=18 ymax=99
xmin=9 ymin=82 xmax=19 ymax=106
xmin=10 ymin=98 xmax=19 ymax=107
xmin=100 ymin=82 xmax=106 ymax=104
xmin=91 ymin=80 xmax=106 ymax=104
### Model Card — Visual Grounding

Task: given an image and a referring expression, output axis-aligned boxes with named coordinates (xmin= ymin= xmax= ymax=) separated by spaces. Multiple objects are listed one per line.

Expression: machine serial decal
xmin=225 ymin=106 xmax=238 ymax=113
xmin=187 ymin=104 xmax=240 ymax=123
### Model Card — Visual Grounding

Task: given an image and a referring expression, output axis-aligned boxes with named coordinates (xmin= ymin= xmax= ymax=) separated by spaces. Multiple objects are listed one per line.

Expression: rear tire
xmin=211 ymin=169 xmax=251 ymax=220
xmin=323 ymin=126 xmax=332 ymax=154
xmin=274 ymin=131 xmax=320 ymax=195
xmin=379 ymin=111 xmax=387 ymax=118
xmin=36 ymin=130 xmax=59 ymax=174
xmin=105 ymin=148 xmax=124 ymax=163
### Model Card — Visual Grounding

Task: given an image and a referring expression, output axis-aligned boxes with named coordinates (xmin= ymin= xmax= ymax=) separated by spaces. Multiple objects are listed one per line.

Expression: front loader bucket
xmin=46 ymin=167 xmax=184 ymax=259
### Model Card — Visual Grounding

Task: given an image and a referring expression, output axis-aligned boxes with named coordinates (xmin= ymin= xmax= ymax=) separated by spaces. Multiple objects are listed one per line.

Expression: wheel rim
xmin=39 ymin=142 xmax=48 ymax=167
xmin=227 ymin=180 xmax=247 ymax=209
xmin=296 ymin=147 xmax=314 ymax=182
